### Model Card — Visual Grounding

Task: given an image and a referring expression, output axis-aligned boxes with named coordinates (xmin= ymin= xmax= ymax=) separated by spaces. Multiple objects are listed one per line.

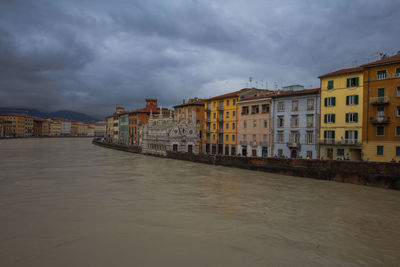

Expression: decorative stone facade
xmin=140 ymin=111 xmax=200 ymax=155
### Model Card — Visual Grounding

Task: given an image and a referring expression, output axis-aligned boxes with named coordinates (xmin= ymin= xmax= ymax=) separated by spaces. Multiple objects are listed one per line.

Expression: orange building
xmin=361 ymin=52 xmax=400 ymax=161
xmin=33 ymin=117 xmax=46 ymax=136
xmin=173 ymin=98 xmax=204 ymax=151
xmin=0 ymin=118 xmax=12 ymax=137
xmin=0 ymin=113 xmax=34 ymax=137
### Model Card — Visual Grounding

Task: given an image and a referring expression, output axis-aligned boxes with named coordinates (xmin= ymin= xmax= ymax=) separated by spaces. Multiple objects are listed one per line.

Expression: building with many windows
xmin=105 ymin=107 xmax=125 ymax=143
xmin=0 ymin=113 xmax=34 ymax=137
xmin=319 ymin=67 xmax=364 ymax=160
xmin=361 ymin=52 xmax=400 ymax=162
xmin=118 ymin=112 xmax=130 ymax=145
xmin=237 ymin=93 xmax=273 ymax=157
xmin=272 ymin=87 xmax=320 ymax=159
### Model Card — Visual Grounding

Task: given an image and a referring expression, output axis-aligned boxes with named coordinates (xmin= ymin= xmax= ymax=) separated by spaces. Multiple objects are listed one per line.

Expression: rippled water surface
xmin=0 ymin=138 xmax=399 ymax=267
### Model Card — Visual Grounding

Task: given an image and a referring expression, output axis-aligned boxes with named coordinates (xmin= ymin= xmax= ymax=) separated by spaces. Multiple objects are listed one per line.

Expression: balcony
xmin=369 ymin=96 xmax=390 ymax=105
xmin=240 ymin=141 xmax=247 ymax=146
xmin=319 ymin=139 xmax=362 ymax=146
xmin=217 ymin=138 xmax=224 ymax=144
xmin=218 ymin=106 xmax=224 ymax=111
xmin=259 ymin=141 xmax=269 ymax=146
xmin=218 ymin=128 xmax=224 ymax=133
xmin=206 ymin=118 xmax=211 ymax=122
xmin=370 ymin=116 xmax=390 ymax=124
xmin=251 ymin=141 xmax=258 ymax=147
xmin=218 ymin=117 xmax=224 ymax=122
xmin=287 ymin=142 xmax=301 ymax=149
xmin=241 ymin=112 xmax=249 ymax=115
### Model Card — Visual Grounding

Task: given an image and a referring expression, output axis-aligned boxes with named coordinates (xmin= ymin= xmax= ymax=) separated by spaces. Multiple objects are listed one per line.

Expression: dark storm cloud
xmin=0 ymin=0 xmax=399 ymax=118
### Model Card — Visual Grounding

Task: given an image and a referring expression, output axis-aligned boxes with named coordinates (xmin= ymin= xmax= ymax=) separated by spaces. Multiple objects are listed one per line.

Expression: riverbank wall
xmin=93 ymin=141 xmax=400 ymax=190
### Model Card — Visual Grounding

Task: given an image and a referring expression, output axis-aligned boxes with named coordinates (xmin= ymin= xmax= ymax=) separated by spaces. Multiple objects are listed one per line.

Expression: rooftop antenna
xmin=249 ymin=77 xmax=253 ymax=88
xmin=274 ymin=81 xmax=278 ymax=90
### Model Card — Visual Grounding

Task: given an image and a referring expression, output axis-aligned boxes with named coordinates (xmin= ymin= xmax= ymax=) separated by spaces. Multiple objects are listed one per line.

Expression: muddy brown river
xmin=0 ymin=138 xmax=399 ymax=266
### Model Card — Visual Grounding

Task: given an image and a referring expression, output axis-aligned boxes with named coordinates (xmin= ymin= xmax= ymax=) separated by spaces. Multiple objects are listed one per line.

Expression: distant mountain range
xmin=0 ymin=108 xmax=100 ymax=123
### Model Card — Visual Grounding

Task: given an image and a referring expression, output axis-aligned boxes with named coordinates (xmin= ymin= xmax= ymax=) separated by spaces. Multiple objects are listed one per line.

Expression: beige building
xmin=77 ymin=123 xmax=88 ymax=136
xmin=238 ymin=93 xmax=273 ymax=157
xmin=48 ymin=119 xmax=61 ymax=136
xmin=105 ymin=107 xmax=125 ymax=143
xmin=94 ymin=122 xmax=106 ymax=137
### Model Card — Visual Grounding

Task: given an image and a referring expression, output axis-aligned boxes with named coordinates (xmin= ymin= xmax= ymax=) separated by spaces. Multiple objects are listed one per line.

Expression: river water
xmin=0 ymin=138 xmax=399 ymax=267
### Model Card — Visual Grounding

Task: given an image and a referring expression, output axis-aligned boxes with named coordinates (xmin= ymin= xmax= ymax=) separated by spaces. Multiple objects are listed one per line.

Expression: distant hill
xmin=0 ymin=108 xmax=100 ymax=123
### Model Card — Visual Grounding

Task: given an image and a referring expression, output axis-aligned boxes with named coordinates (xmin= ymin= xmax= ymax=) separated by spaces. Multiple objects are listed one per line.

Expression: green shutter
xmin=346 ymin=79 xmax=350 ymax=88
xmin=345 ymin=113 xmax=349 ymax=122
xmin=354 ymin=131 xmax=358 ymax=140
xmin=346 ymin=96 xmax=349 ymax=105
xmin=345 ymin=131 xmax=349 ymax=139
xmin=332 ymin=131 xmax=335 ymax=139
xmin=324 ymin=131 xmax=327 ymax=139
xmin=354 ymin=113 xmax=358 ymax=122
xmin=324 ymin=98 xmax=327 ymax=106
xmin=332 ymin=97 xmax=336 ymax=106
xmin=355 ymin=95 xmax=359 ymax=104
xmin=324 ymin=114 xmax=327 ymax=123
xmin=355 ymin=77 xmax=359 ymax=86
xmin=332 ymin=114 xmax=335 ymax=123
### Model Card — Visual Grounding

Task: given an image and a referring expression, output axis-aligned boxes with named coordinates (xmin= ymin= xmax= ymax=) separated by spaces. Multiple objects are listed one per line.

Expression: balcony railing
xmin=217 ymin=139 xmax=224 ymax=144
xmin=319 ymin=139 xmax=362 ymax=146
xmin=241 ymin=112 xmax=249 ymax=115
xmin=370 ymin=116 xmax=390 ymax=124
xmin=286 ymin=142 xmax=301 ymax=149
xmin=369 ymin=96 xmax=390 ymax=105
xmin=218 ymin=128 xmax=224 ymax=133
xmin=218 ymin=117 xmax=224 ymax=122
xmin=240 ymin=141 xmax=247 ymax=146
xmin=218 ymin=106 xmax=224 ymax=110
xmin=206 ymin=118 xmax=211 ymax=122
xmin=259 ymin=141 xmax=269 ymax=146
xmin=251 ymin=141 xmax=258 ymax=147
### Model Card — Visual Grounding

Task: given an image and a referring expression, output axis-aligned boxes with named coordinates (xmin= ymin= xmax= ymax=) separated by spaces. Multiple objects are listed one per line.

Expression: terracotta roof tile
xmin=318 ymin=67 xmax=363 ymax=78
xmin=361 ymin=52 xmax=400 ymax=67
xmin=271 ymin=88 xmax=320 ymax=98
xmin=205 ymin=88 xmax=252 ymax=101
xmin=173 ymin=98 xmax=204 ymax=108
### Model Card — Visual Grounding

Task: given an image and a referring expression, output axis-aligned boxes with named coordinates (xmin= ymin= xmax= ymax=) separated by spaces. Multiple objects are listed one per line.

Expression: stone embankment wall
xmin=93 ymin=141 xmax=400 ymax=190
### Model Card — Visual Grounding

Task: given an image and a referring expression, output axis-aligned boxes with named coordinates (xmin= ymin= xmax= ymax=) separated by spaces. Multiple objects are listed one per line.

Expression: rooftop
xmin=205 ymin=88 xmax=252 ymax=101
xmin=318 ymin=67 xmax=363 ymax=78
xmin=361 ymin=51 xmax=400 ymax=67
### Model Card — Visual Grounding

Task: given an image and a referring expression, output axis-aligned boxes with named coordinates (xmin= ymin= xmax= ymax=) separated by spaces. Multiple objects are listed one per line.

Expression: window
xmin=277 ymin=101 xmax=285 ymax=112
xmin=252 ymin=134 xmax=256 ymax=142
xmin=397 ymin=68 xmax=400 ymax=78
xmin=346 ymin=77 xmax=359 ymax=87
xmin=225 ymin=134 xmax=229 ymax=141
xmin=377 ymin=126 xmax=384 ymax=136
xmin=233 ymin=99 xmax=236 ymax=105
xmin=226 ymin=111 xmax=229 ymax=118
xmin=324 ymin=97 xmax=336 ymax=106
xmin=306 ymin=115 xmax=314 ymax=128
xmin=243 ymin=134 xmax=247 ymax=141
xmin=397 ymin=106 xmax=400 ymax=117
xmin=263 ymin=120 xmax=267 ymax=128
xmin=278 ymin=149 xmax=283 ymax=157
xmin=261 ymin=104 xmax=269 ymax=113
xmin=396 ymin=147 xmax=400 ymax=156
xmin=292 ymin=100 xmax=298 ymax=111
xmin=242 ymin=106 xmax=249 ymax=115
xmin=337 ymin=149 xmax=344 ymax=156
xmin=232 ymin=123 xmax=235 ymax=129
xmin=324 ymin=114 xmax=335 ymax=123
xmin=324 ymin=130 xmax=335 ymax=141
xmin=377 ymin=70 xmax=386 ymax=80
xmin=219 ymin=100 xmax=224 ymax=109
xmin=345 ymin=130 xmax=358 ymax=143
xmin=213 ymin=102 xmax=216 ymax=108
xmin=277 ymin=131 xmax=284 ymax=143
xmin=278 ymin=116 xmax=284 ymax=127
xmin=345 ymin=113 xmax=358 ymax=123
xmin=396 ymin=126 xmax=400 ymax=136
xmin=232 ymin=111 xmax=235 ymax=117
xmin=307 ymin=99 xmax=314 ymax=110
xmin=290 ymin=115 xmax=299 ymax=127
xmin=306 ymin=131 xmax=314 ymax=144
xmin=377 ymin=146 xmax=384 ymax=156
xmin=213 ymin=134 xmax=216 ymax=140
xmin=226 ymin=123 xmax=229 ymax=129
xmin=213 ymin=123 xmax=216 ymax=130
xmin=327 ymin=80 xmax=334 ymax=90
xmin=213 ymin=113 xmax=216 ymax=119
xmin=253 ymin=120 xmax=257 ymax=128
xmin=244 ymin=120 xmax=247 ymax=128
xmin=232 ymin=135 xmax=235 ymax=141
xmin=251 ymin=105 xmax=259 ymax=114
xmin=346 ymin=95 xmax=359 ymax=105
xmin=306 ymin=151 xmax=313 ymax=159
xmin=397 ymin=87 xmax=400 ymax=97
xmin=226 ymin=99 xmax=229 ymax=106
xmin=378 ymin=88 xmax=385 ymax=97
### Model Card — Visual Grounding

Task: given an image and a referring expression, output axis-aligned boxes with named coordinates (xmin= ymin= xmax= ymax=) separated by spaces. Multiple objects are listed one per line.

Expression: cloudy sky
xmin=0 ymin=0 xmax=399 ymax=118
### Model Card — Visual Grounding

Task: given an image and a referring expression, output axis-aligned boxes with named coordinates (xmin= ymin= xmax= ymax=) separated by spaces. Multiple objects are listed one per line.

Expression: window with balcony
xmin=251 ymin=105 xmax=259 ymax=114
xmin=306 ymin=115 xmax=314 ymax=128
xmin=261 ymin=104 xmax=270 ymax=113
xmin=377 ymin=70 xmax=386 ymax=80
xmin=278 ymin=116 xmax=284 ymax=127
xmin=292 ymin=100 xmax=298 ymax=111
xmin=327 ymin=80 xmax=334 ymax=90
xmin=377 ymin=146 xmax=384 ymax=156
xmin=345 ymin=113 xmax=358 ymax=123
xmin=242 ymin=106 xmax=249 ymax=115
xmin=377 ymin=126 xmax=384 ymax=136
xmin=346 ymin=77 xmax=359 ymax=87
xmin=345 ymin=130 xmax=358 ymax=143
xmin=307 ymin=99 xmax=314 ymax=110
xmin=306 ymin=131 xmax=314 ymax=144
xmin=324 ymin=97 xmax=336 ymax=106
xmin=324 ymin=130 xmax=335 ymax=142
xmin=324 ymin=114 xmax=335 ymax=123
xmin=290 ymin=115 xmax=299 ymax=127
xmin=277 ymin=101 xmax=285 ymax=112
xmin=346 ymin=95 xmax=359 ymax=105
xmin=289 ymin=131 xmax=300 ymax=144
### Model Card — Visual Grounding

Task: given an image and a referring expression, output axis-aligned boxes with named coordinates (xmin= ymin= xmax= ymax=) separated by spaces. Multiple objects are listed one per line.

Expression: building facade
xmin=60 ymin=120 xmax=71 ymax=136
xmin=319 ymin=67 xmax=364 ymax=160
xmin=94 ymin=122 xmax=106 ymax=137
xmin=361 ymin=52 xmax=400 ymax=162
xmin=0 ymin=113 xmax=33 ymax=137
xmin=105 ymin=107 xmax=125 ymax=143
xmin=119 ymin=112 xmax=130 ymax=145
xmin=173 ymin=97 xmax=204 ymax=151
xmin=272 ymin=88 xmax=320 ymax=159
xmin=237 ymin=94 xmax=273 ymax=157
xmin=140 ymin=112 xmax=199 ymax=155
xmin=0 ymin=118 xmax=12 ymax=137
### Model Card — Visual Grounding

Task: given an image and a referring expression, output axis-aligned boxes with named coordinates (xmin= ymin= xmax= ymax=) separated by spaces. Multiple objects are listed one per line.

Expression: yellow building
xmin=173 ymin=97 xmax=204 ymax=151
xmin=203 ymin=88 xmax=264 ymax=155
xmin=0 ymin=113 xmax=33 ymax=137
xmin=48 ymin=119 xmax=61 ymax=136
xmin=319 ymin=67 xmax=364 ymax=160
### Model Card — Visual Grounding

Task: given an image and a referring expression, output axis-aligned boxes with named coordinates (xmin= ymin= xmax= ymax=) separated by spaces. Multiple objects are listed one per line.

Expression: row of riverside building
xmin=0 ymin=114 xmax=106 ymax=138
xmin=105 ymin=52 xmax=400 ymax=162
